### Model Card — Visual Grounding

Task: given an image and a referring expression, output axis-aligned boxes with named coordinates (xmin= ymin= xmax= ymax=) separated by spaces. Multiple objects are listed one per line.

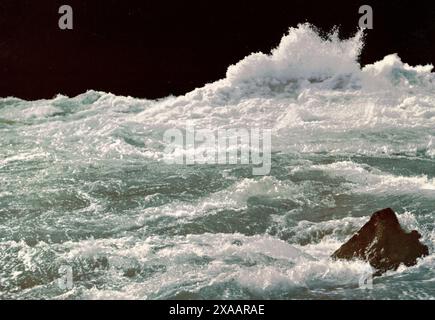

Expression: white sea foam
xmin=1 ymin=24 xmax=434 ymax=163
xmin=134 ymin=176 xmax=302 ymax=220
xmin=1 ymin=206 xmax=432 ymax=300
xmin=226 ymin=24 xmax=363 ymax=84
xmin=57 ymin=233 xmax=373 ymax=299
xmin=1 ymin=24 xmax=434 ymax=300
xmin=304 ymin=161 xmax=435 ymax=196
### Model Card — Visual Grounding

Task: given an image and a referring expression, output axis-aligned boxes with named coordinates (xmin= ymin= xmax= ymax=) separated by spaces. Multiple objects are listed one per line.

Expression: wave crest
xmin=226 ymin=24 xmax=363 ymax=86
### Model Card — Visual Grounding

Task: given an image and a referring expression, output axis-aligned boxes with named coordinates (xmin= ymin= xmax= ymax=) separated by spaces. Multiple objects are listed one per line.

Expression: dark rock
xmin=332 ymin=208 xmax=429 ymax=275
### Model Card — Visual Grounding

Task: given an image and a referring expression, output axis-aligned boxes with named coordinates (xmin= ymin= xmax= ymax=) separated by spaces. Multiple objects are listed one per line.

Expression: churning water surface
xmin=0 ymin=24 xmax=434 ymax=299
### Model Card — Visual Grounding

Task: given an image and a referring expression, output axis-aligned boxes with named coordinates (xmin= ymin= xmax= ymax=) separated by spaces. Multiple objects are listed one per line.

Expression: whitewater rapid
xmin=0 ymin=24 xmax=434 ymax=300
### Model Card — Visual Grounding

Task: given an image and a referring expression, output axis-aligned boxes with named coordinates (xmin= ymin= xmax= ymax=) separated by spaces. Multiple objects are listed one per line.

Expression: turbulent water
xmin=0 ymin=24 xmax=434 ymax=300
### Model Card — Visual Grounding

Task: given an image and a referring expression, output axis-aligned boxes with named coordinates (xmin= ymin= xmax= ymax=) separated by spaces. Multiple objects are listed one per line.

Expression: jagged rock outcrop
xmin=332 ymin=208 xmax=429 ymax=275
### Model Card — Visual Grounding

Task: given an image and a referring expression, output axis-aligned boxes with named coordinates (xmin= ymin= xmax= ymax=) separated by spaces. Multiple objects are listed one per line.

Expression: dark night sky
xmin=1 ymin=0 xmax=435 ymax=100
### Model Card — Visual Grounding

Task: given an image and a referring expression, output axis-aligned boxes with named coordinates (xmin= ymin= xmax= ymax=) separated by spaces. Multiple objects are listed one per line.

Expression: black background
xmin=1 ymin=0 xmax=435 ymax=100
xmin=0 ymin=300 xmax=427 ymax=318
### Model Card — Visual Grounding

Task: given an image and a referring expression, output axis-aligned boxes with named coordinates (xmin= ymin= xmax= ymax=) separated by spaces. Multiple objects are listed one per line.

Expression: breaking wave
xmin=0 ymin=24 xmax=434 ymax=300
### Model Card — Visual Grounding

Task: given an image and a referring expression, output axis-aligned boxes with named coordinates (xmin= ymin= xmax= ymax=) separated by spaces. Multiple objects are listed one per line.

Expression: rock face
xmin=332 ymin=208 xmax=429 ymax=275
